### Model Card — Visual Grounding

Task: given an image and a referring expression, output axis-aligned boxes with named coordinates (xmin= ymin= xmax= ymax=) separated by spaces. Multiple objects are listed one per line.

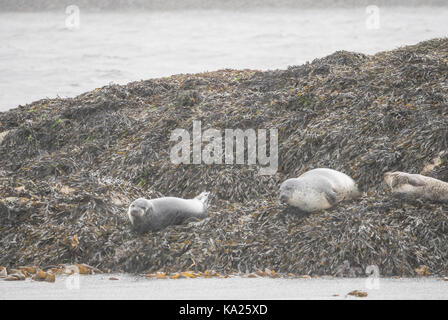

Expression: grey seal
xmin=127 ymin=191 xmax=210 ymax=232
xmin=279 ymin=168 xmax=360 ymax=213
xmin=384 ymin=171 xmax=448 ymax=203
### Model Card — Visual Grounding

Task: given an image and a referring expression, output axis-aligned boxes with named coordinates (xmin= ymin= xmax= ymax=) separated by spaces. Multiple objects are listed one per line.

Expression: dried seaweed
xmin=0 ymin=38 xmax=447 ymax=277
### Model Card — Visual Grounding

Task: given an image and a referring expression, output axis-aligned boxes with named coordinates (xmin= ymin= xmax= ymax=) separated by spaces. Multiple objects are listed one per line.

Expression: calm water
xmin=0 ymin=275 xmax=447 ymax=300
xmin=0 ymin=7 xmax=448 ymax=111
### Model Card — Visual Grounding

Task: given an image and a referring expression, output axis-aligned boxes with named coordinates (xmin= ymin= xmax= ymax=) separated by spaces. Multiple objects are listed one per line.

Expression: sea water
xmin=1 ymin=6 xmax=448 ymax=111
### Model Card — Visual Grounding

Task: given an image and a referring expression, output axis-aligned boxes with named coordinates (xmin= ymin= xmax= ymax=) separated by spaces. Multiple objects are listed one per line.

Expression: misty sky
xmin=1 ymin=0 xmax=447 ymax=11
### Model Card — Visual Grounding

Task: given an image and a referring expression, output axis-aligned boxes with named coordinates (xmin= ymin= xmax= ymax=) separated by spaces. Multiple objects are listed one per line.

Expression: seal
xmin=127 ymin=191 xmax=210 ymax=232
xmin=0 ymin=130 xmax=9 ymax=145
xmin=279 ymin=168 xmax=360 ymax=213
xmin=384 ymin=171 xmax=448 ymax=203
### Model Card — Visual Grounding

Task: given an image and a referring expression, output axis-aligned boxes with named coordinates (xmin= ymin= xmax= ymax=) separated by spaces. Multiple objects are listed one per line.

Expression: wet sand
xmin=1 ymin=275 xmax=447 ymax=300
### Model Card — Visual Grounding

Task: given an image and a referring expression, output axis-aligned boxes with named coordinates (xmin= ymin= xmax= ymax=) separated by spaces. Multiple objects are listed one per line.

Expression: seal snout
xmin=279 ymin=180 xmax=295 ymax=204
xmin=130 ymin=208 xmax=141 ymax=218
xmin=128 ymin=199 xmax=148 ymax=220
xmin=279 ymin=193 xmax=289 ymax=204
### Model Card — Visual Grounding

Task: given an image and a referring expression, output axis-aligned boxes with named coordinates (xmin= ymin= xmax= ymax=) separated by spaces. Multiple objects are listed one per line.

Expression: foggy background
xmin=0 ymin=0 xmax=447 ymax=111
xmin=1 ymin=0 xmax=447 ymax=11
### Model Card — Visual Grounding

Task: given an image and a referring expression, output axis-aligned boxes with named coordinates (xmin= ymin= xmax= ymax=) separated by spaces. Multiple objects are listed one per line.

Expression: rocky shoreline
xmin=0 ymin=38 xmax=447 ymax=277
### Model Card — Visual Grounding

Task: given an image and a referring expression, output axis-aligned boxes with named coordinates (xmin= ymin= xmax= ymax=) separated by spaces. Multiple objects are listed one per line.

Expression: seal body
xmin=384 ymin=171 xmax=448 ymax=203
xmin=128 ymin=192 xmax=210 ymax=232
xmin=279 ymin=168 xmax=360 ymax=213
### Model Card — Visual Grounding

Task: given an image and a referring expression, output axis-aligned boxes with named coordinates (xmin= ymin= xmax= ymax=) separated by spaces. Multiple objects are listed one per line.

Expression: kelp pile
xmin=0 ymin=38 xmax=447 ymax=277
xmin=0 ymin=264 xmax=100 ymax=282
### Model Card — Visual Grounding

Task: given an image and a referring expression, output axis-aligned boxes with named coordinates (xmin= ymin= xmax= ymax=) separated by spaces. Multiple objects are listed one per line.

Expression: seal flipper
xmin=392 ymin=173 xmax=425 ymax=188
xmin=406 ymin=175 xmax=426 ymax=187
xmin=325 ymin=189 xmax=338 ymax=206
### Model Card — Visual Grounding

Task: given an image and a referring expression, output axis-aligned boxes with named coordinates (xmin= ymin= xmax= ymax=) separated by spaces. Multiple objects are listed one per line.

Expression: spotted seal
xmin=279 ymin=168 xmax=360 ymax=213
xmin=127 ymin=192 xmax=210 ymax=232
xmin=384 ymin=171 xmax=448 ymax=203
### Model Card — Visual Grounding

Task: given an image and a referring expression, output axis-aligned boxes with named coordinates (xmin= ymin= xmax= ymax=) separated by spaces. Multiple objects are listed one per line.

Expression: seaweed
xmin=0 ymin=38 xmax=447 ymax=277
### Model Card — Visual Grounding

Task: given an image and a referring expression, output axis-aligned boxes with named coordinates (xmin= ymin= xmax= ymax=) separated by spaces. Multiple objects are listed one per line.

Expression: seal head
xmin=127 ymin=198 xmax=155 ymax=233
xmin=194 ymin=191 xmax=210 ymax=208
